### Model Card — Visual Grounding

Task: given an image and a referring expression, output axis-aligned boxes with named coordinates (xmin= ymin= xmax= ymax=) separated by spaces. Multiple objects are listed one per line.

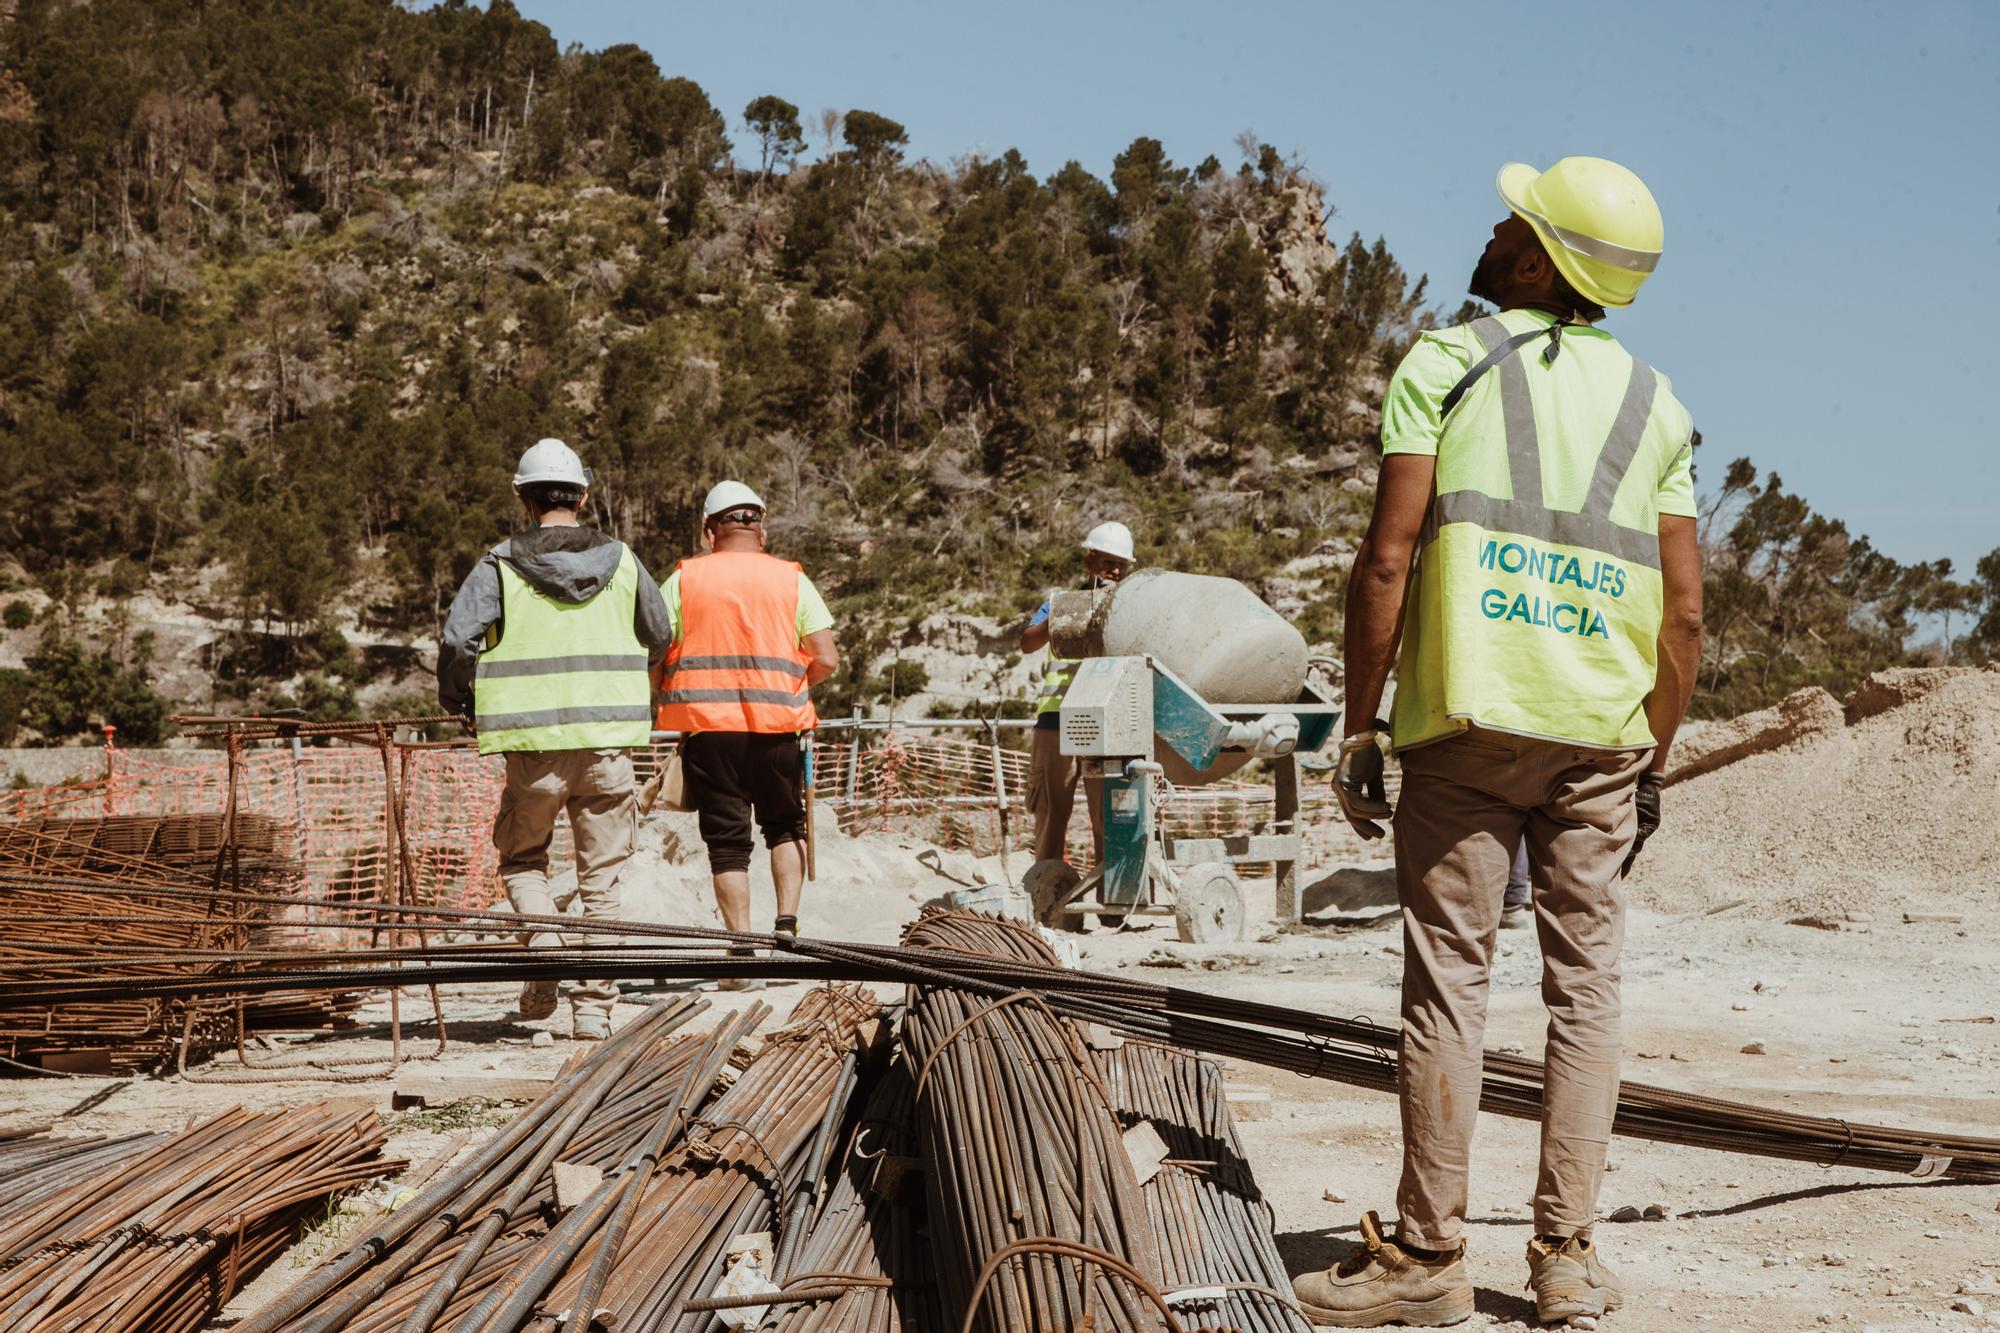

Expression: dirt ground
xmin=1106 ymin=891 xmax=2000 ymax=1333
xmin=5 ymin=811 xmax=1994 ymax=1332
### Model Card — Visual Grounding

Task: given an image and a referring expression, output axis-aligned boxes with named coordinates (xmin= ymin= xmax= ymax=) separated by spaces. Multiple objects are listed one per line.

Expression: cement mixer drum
xmin=1050 ymin=569 xmax=1307 ymax=705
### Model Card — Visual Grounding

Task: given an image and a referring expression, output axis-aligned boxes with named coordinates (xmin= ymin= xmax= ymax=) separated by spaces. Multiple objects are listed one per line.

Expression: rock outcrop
xmin=1261 ymin=182 xmax=1339 ymax=303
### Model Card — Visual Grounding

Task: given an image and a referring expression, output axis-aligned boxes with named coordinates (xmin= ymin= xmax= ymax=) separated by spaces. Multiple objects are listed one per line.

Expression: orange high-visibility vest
xmin=657 ymin=552 xmax=818 ymax=733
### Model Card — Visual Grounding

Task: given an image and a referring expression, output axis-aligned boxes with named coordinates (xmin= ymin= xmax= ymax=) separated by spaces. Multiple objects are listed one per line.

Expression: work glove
xmin=1621 ymin=771 xmax=1664 ymax=876
xmin=1334 ymin=723 xmax=1394 ymax=841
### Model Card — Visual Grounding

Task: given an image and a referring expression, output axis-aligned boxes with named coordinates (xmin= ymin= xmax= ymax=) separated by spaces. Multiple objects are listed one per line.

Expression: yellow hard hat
xmin=1496 ymin=157 xmax=1663 ymax=308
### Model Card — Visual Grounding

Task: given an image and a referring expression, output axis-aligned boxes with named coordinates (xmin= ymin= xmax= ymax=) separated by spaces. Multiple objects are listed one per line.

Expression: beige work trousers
xmin=1390 ymin=727 xmax=1650 ymax=1250
xmin=1026 ymin=724 xmax=1105 ymax=865
xmin=493 ymin=748 xmax=635 ymax=1017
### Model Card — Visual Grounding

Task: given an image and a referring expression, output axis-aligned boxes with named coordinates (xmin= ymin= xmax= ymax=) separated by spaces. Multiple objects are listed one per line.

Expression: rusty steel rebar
xmin=0 ymin=818 xmax=363 ymax=1075
xmin=1095 ymin=1038 xmax=1314 ymax=1333
xmin=236 ymin=996 xmax=714 ymax=1333
xmin=0 ymin=1105 xmax=399 ymax=1332
xmin=563 ymin=1010 xmax=765 ymax=1325
xmin=767 ymin=1059 xmax=945 ymax=1333
xmin=899 ymin=910 xmax=1172 ymax=1332
xmin=530 ymin=984 xmax=882 ymax=1332
xmin=8 ymin=889 xmax=2000 ymax=1187
xmin=241 ymin=988 xmax=883 ymax=1333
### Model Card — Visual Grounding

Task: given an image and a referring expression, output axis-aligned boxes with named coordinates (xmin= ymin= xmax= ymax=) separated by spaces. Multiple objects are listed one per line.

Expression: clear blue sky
xmin=506 ymin=0 xmax=1997 ymax=574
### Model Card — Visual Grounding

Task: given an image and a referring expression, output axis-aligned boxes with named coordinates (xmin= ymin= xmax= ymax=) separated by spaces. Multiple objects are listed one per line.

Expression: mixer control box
xmin=1059 ymin=656 xmax=1154 ymax=757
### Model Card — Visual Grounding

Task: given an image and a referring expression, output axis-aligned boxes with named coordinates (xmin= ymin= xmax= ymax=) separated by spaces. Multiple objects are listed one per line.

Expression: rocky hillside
xmin=0 ymin=0 xmax=1451 ymax=740
xmin=0 ymin=0 xmax=1989 ymax=743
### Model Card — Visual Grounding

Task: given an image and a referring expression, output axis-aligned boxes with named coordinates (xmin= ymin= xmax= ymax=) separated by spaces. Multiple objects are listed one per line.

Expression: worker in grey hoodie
xmin=437 ymin=438 xmax=672 ymax=1040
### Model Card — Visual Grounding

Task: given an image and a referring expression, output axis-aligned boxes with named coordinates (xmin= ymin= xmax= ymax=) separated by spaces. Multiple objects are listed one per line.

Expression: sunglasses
xmin=714 ymin=508 xmax=764 ymax=527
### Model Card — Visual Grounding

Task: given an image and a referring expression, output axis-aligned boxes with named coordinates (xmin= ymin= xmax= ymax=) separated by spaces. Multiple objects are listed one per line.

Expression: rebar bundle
xmin=537 ymin=984 xmax=883 ymax=1332
xmin=1096 ymin=1040 xmax=1314 ymax=1333
xmin=0 ymin=1126 xmax=161 ymax=1217
xmin=0 ymin=1103 xmax=398 ymax=1333
xmin=0 ymin=850 xmax=360 ymax=1073
xmin=899 ymin=909 xmax=1176 ymax=1333
xmin=242 ymin=986 xmax=885 ymax=1333
xmin=237 ymin=995 xmax=724 ymax=1332
xmin=0 ymin=849 xmax=253 ymax=1072
xmin=0 ymin=811 xmax=291 ymax=873
xmin=767 ymin=1061 xmax=945 ymax=1333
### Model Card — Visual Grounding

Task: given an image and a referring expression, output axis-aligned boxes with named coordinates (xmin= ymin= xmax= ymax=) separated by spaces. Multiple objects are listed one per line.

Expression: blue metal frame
xmin=1084 ymin=658 xmax=1342 ymax=918
xmin=1291 ymin=680 xmax=1340 ymax=750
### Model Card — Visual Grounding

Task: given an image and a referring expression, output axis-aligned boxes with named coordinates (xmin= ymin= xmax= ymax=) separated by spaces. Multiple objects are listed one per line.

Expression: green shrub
xmin=876 ymin=660 xmax=930 ymax=699
xmin=18 ymin=636 xmax=173 ymax=745
xmin=0 ymin=669 xmax=29 ymax=746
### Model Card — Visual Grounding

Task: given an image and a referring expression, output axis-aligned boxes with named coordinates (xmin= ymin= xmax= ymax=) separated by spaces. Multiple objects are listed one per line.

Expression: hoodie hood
xmin=497 ymin=526 xmax=625 ymax=602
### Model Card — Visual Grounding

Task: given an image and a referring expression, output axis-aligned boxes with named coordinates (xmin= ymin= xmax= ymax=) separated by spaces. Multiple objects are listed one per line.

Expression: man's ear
xmin=1516 ymin=245 xmax=1551 ymax=285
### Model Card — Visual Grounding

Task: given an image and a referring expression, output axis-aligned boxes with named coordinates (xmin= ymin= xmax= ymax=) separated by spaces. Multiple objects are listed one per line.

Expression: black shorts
xmin=681 ymin=731 xmax=807 ymax=875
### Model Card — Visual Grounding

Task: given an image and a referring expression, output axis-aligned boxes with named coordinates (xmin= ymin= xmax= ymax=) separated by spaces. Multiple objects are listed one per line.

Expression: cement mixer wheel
xmin=1174 ymin=862 xmax=1246 ymax=944
xmin=1024 ymin=858 xmax=1084 ymax=932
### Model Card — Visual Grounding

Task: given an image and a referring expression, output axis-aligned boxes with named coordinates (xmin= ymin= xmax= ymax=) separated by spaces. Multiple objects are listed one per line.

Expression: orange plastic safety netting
xmin=0 ymin=743 xmax=523 ymax=921
xmin=2 ymin=731 xmax=1393 ymax=935
xmin=809 ymin=730 xmax=1397 ymax=871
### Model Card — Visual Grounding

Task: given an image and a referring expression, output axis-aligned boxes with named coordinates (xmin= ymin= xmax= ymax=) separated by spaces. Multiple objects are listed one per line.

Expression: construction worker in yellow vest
xmin=437 ymin=438 xmax=672 ymax=1041
xmin=1017 ymin=521 xmax=1134 ymax=865
xmin=1290 ymin=158 xmax=1703 ymax=1328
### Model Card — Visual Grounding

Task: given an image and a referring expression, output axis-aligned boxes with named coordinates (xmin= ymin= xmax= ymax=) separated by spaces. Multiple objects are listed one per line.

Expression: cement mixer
xmin=1023 ymin=570 xmax=1339 ymax=942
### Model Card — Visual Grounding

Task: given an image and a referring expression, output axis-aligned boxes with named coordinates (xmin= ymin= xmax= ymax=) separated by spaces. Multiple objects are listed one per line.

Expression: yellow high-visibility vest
xmin=1035 ymin=654 xmax=1078 ymax=717
xmin=473 ymin=546 xmax=653 ymax=754
xmin=1391 ymin=311 xmax=1693 ymax=752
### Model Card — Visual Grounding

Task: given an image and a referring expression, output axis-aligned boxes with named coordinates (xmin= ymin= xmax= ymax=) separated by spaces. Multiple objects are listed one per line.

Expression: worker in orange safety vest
xmin=657 ymin=481 xmax=839 ymax=983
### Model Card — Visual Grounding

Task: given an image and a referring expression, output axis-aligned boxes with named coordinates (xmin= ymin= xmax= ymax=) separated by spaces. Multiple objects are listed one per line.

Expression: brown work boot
xmin=1291 ymin=1211 xmax=1473 ymax=1328
xmin=716 ymin=946 xmax=765 ymax=992
xmin=516 ymin=980 xmax=560 ymax=1020
xmin=1526 ymin=1233 xmax=1622 ymax=1323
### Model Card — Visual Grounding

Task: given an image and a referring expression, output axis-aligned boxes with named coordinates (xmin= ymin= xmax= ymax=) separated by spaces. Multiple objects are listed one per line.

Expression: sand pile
xmin=1664 ymin=686 xmax=1845 ymax=785
xmin=1630 ymin=665 xmax=2000 ymax=918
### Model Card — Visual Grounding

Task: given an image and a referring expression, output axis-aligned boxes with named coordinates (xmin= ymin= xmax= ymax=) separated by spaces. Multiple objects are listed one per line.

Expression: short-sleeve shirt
xmin=662 ymin=569 xmax=833 ymax=643
xmin=1381 ymin=311 xmax=1697 ymax=522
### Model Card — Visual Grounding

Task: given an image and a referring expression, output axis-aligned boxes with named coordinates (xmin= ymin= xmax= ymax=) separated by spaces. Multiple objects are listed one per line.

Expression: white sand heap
xmin=1630 ymin=665 xmax=2000 ymax=919
xmin=588 ymin=805 xmax=1010 ymax=946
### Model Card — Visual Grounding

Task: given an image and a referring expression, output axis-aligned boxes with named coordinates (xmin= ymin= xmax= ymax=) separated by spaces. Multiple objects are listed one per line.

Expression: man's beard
xmin=1468 ymin=250 xmax=1503 ymax=305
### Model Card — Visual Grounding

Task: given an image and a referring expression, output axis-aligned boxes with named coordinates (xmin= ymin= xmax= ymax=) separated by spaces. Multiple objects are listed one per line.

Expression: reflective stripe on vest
xmin=1392 ymin=313 xmax=1679 ymax=753
xmin=657 ymin=552 xmax=818 ymax=734
xmin=1424 ymin=315 xmax=1662 ymax=568
xmin=1035 ymin=655 xmax=1077 ymax=716
xmin=474 ymin=546 xmax=652 ymax=755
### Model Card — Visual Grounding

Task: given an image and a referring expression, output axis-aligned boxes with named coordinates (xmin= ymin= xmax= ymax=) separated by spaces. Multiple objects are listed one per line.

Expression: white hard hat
xmin=512 ymin=438 xmax=590 ymax=488
xmin=1081 ymin=521 xmax=1135 ymax=563
xmin=703 ymin=480 xmax=766 ymax=518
